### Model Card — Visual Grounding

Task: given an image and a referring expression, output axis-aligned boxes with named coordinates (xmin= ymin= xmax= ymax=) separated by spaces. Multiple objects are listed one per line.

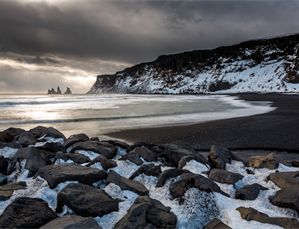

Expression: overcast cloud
xmin=0 ymin=0 xmax=299 ymax=93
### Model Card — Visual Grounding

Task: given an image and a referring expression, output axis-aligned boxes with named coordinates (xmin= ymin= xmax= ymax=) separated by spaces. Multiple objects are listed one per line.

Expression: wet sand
xmin=106 ymin=94 xmax=299 ymax=153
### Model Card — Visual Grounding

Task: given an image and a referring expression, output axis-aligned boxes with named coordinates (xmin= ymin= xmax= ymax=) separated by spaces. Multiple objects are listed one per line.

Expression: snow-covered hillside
xmin=88 ymin=33 xmax=299 ymax=94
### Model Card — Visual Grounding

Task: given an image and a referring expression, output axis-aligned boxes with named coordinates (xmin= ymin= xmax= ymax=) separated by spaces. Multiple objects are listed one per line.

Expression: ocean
xmin=0 ymin=94 xmax=275 ymax=139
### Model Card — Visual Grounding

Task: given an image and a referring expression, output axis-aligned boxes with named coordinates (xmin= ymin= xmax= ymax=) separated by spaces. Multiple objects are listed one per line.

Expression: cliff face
xmin=88 ymin=33 xmax=299 ymax=94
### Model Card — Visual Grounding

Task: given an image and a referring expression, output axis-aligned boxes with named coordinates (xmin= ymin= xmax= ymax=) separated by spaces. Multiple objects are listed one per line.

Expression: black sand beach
xmin=106 ymin=94 xmax=299 ymax=154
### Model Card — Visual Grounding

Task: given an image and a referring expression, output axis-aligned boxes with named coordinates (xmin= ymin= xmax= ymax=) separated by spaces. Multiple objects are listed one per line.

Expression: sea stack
xmin=47 ymin=87 xmax=62 ymax=94
xmin=64 ymin=87 xmax=72 ymax=94
xmin=57 ymin=87 xmax=62 ymax=94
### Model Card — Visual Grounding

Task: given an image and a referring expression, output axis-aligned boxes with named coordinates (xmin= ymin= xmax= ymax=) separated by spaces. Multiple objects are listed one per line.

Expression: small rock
xmin=246 ymin=169 xmax=255 ymax=175
xmin=55 ymin=152 xmax=91 ymax=164
xmin=106 ymin=170 xmax=149 ymax=196
xmin=37 ymin=142 xmax=66 ymax=153
xmin=0 ymin=181 xmax=27 ymax=201
xmin=247 ymin=153 xmax=287 ymax=170
xmin=209 ymin=169 xmax=244 ymax=186
xmin=119 ymin=152 xmax=143 ymax=165
xmin=290 ymin=160 xmax=299 ymax=167
xmin=0 ymin=197 xmax=57 ymax=228
xmin=126 ymin=142 xmax=157 ymax=153
xmin=235 ymin=183 xmax=268 ymax=200
xmin=36 ymin=163 xmax=107 ymax=189
xmin=119 ymin=146 xmax=156 ymax=165
xmin=29 ymin=126 xmax=65 ymax=139
xmin=0 ymin=155 xmax=8 ymax=175
xmin=86 ymin=155 xmax=117 ymax=171
xmin=56 ymin=183 xmax=119 ymax=217
xmin=63 ymin=133 xmax=89 ymax=148
xmin=237 ymin=207 xmax=299 ymax=228
xmin=156 ymin=168 xmax=191 ymax=188
xmin=102 ymin=139 xmax=130 ymax=149
xmin=202 ymin=218 xmax=231 ymax=229
xmin=208 ymin=145 xmax=242 ymax=169
xmin=178 ymin=154 xmax=210 ymax=169
xmin=41 ymin=215 xmax=103 ymax=229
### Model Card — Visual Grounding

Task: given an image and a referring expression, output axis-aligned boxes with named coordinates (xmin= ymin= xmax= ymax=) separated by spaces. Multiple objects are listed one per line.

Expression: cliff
xmin=88 ymin=33 xmax=299 ymax=94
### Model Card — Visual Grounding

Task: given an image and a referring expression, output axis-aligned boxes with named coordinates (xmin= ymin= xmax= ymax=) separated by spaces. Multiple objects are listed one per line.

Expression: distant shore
xmin=106 ymin=93 xmax=299 ymax=152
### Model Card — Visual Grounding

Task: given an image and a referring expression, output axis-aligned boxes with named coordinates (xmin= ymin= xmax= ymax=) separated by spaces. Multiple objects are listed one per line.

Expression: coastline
xmin=105 ymin=93 xmax=299 ymax=152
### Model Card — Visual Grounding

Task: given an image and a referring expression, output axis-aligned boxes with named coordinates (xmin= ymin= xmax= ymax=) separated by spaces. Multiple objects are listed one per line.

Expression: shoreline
xmin=105 ymin=93 xmax=299 ymax=152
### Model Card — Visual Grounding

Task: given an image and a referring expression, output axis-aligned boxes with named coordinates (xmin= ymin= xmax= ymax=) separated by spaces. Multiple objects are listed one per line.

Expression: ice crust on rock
xmin=183 ymin=159 xmax=210 ymax=174
xmin=0 ymin=147 xmax=19 ymax=159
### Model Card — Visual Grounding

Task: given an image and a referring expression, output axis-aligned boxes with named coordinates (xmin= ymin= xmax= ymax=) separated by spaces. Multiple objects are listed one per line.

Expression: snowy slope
xmin=88 ymin=33 xmax=299 ymax=94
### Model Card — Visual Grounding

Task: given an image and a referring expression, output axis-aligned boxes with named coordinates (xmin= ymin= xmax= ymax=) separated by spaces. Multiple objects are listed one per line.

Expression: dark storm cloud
xmin=0 ymin=0 xmax=299 ymax=93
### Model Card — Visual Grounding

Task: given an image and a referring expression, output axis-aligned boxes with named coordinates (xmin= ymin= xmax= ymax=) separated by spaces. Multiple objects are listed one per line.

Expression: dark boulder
xmin=0 ymin=141 xmax=21 ymax=150
xmin=41 ymin=215 xmax=102 ymax=229
xmin=271 ymin=185 xmax=299 ymax=214
xmin=18 ymin=131 xmax=37 ymax=147
xmin=0 ymin=197 xmax=57 ymax=228
xmin=290 ymin=160 xmax=299 ymax=167
xmin=0 ymin=155 xmax=8 ymax=175
xmin=55 ymin=152 xmax=91 ymax=164
xmin=10 ymin=147 xmax=47 ymax=177
xmin=86 ymin=155 xmax=117 ymax=171
xmin=237 ymin=207 xmax=299 ymax=228
xmin=0 ymin=135 xmax=3 ymax=142
xmin=202 ymin=218 xmax=231 ymax=229
xmin=63 ymin=133 xmax=89 ymax=148
xmin=126 ymin=142 xmax=157 ymax=153
xmin=208 ymin=145 xmax=242 ymax=170
xmin=56 ymin=183 xmax=119 ymax=217
xmin=247 ymin=153 xmax=287 ymax=170
xmin=0 ymin=127 xmax=25 ymax=142
xmin=102 ymin=139 xmax=130 ymax=149
xmin=36 ymin=163 xmax=107 ymax=189
xmin=235 ymin=183 xmax=268 ymax=200
xmin=178 ymin=154 xmax=210 ymax=170
xmin=119 ymin=146 xmax=156 ymax=165
xmin=156 ymin=168 xmax=191 ymax=188
xmin=269 ymin=171 xmax=299 ymax=189
xmin=37 ymin=142 xmax=66 ymax=153
xmin=29 ymin=126 xmax=65 ymax=139
xmin=0 ymin=181 xmax=27 ymax=201
xmin=169 ymin=173 xmax=229 ymax=199
xmin=115 ymin=196 xmax=177 ymax=229
xmin=129 ymin=164 xmax=162 ymax=180
xmin=208 ymin=169 xmax=244 ymax=186
xmin=71 ymin=140 xmax=117 ymax=159
xmin=106 ymin=170 xmax=149 ymax=196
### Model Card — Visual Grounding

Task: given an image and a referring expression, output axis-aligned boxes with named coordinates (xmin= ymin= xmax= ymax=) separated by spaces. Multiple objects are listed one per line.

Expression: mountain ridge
xmin=88 ymin=33 xmax=299 ymax=94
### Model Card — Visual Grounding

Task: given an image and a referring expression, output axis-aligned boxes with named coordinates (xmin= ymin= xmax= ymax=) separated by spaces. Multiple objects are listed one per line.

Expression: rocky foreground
xmin=0 ymin=127 xmax=299 ymax=228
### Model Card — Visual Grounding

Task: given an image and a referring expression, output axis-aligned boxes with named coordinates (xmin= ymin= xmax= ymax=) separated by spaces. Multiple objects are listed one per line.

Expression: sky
xmin=0 ymin=0 xmax=299 ymax=94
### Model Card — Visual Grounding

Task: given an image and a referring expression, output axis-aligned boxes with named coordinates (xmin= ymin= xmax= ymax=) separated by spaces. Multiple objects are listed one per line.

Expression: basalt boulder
xmin=55 ymin=152 xmax=91 ymax=164
xmin=237 ymin=207 xmax=299 ymax=228
xmin=0 ymin=142 xmax=21 ymax=150
xmin=126 ymin=142 xmax=157 ymax=153
xmin=156 ymin=168 xmax=191 ymax=188
xmin=0 ymin=155 xmax=8 ymax=175
xmin=10 ymin=147 xmax=47 ymax=177
xmin=290 ymin=160 xmax=299 ymax=167
xmin=18 ymin=131 xmax=37 ymax=147
xmin=102 ymin=139 xmax=130 ymax=149
xmin=56 ymin=183 xmax=119 ymax=217
xmin=37 ymin=142 xmax=66 ymax=153
xmin=235 ymin=183 xmax=268 ymax=200
xmin=0 ymin=127 xmax=25 ymax=142
xmin=208 ymin=169 xmax=244 ymax=186
xmin=271 ymin=185 xmax=299 ymax=214
xmin=178 ymin=154 xmax=210 ymax=170
xmin=63 ymin=133 xmax=89 ymax=148
xmin=41 ymin=215 xmax=102 ymax=229
xmin=115 ymin=196 xmax=177 ymax=229
xmin=29 ymin=126 xmax=66 ymax=139
xmin=106 ymin=170 xmax=149 ymax=196
xmin=36 ymin=163 xmax=107 ymax=189
xmin=169 ymin=173 xmax=229 ymax=199
xmin=0 ymin=181 xmax=27 ymax=201
xmin=71 ymin=140 xmax=117 ymax=159
xmin=86 ymin=155 xmax=117 ymax=171
xmin=208 ymin=145 xmax=242 ymax=170
xmin=0 ymin=197 xmax=57 ymax=228
xmin=269 ymin=171 xmax=299 ymax=189
xmin=129 ymin=164 xmax=162 ymax=180
xmin=119 ymin=146 xmax=156 ymax=165
xmin=202 ymin=218 xmax=231 ymax=229
xmin=247 ymin=153 xmax=287 ymax=170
